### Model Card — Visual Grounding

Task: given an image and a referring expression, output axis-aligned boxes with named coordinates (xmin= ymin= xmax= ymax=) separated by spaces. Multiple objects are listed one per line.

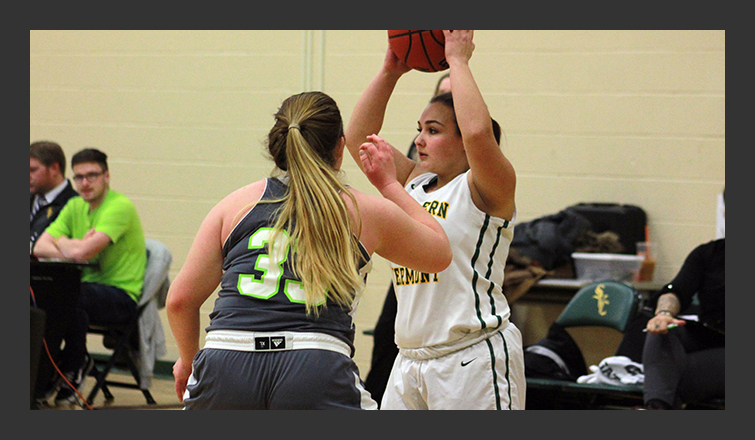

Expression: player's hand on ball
xmin=443 ymin=30 xmax=474 ymax=64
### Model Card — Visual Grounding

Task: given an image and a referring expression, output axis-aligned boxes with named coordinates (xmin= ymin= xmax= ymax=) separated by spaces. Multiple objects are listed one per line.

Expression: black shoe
xmin=632 ymin=399 xmax=670 ymax=410
xmin=646 ymin=399 xmax=671 ymax=410
xmin=55 ymin=354 xmax=94 ymax=406
xmin=33 ymin=376 xmax=62 ymax=407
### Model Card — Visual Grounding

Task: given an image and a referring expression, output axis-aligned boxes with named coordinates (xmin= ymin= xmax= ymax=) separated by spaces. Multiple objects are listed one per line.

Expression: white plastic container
xmin=571 ymin=252 xmax=644 ymax=282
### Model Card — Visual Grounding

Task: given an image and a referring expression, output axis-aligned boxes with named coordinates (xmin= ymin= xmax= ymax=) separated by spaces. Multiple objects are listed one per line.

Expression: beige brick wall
xmin=31 ymin=30 xmax=725 ymax=378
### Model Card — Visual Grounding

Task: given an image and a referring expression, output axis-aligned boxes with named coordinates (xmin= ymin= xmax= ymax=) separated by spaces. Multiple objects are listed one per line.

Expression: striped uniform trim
xmin=484 ymin=223 xmax=507 ymax=328
xmin=471 ymin=214 xmax=506 ymax=329
xmin=485 ymin=331 xmax=511 ymax=410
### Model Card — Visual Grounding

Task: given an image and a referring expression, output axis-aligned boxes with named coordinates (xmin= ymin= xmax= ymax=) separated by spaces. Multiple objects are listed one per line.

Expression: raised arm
xmin=345 ymin=48 xmax=418 ymax=187
xmin=444 ymin=30 xmax=516 ymax=221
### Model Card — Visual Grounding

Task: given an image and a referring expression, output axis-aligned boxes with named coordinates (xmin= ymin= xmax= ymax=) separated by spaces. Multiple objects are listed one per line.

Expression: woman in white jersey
xmin=167 ymin=92 xmax=451 ymax=409
xmin=345 ymin=30 xmax=524 ymax=409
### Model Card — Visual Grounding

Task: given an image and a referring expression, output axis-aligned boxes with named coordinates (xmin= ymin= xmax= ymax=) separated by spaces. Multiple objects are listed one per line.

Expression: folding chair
xmin=86 ymin=239 xmax=171 ymax=406
xmin=555 ymin=280 xmax=640 ymax=332
xmin=526 ymin=280 xmax=642 ymax=409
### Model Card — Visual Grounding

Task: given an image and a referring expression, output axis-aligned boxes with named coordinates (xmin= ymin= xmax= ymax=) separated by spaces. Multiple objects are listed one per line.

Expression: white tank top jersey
xmin=393 ymin=171 xmax=515 ymax=357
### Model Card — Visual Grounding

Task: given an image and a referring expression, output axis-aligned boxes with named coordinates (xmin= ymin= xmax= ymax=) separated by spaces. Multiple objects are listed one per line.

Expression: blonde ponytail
xmin=266 ymin=92 xmax=363 ymax=315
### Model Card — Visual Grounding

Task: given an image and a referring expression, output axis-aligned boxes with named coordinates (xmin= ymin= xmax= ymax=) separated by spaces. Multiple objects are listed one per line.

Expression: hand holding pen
xmin=643 ymin=322 xmax=684 ymax=333
xmin=644 ymin=312 xmax=686 ymax=334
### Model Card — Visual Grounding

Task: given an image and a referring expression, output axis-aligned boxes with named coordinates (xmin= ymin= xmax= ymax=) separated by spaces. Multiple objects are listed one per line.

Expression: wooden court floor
xmin=33 ymin=371 xmax=183 ymax=410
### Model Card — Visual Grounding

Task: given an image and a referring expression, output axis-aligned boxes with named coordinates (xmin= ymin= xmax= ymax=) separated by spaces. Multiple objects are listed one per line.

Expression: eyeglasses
xmin=73 ymin=171 xmax=105 ymax=183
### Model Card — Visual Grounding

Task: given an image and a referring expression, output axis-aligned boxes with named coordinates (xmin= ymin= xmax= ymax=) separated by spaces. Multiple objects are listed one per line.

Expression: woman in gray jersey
xmin=346 ymin=31 xmax=524 ymax=409
xmin=167 ymin=91 xmax=451 ymax=409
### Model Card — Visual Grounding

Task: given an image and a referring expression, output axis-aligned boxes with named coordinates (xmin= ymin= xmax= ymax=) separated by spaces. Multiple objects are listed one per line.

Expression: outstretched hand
xmin=359 ymin=134 xmax=398 ymax=193
xmin=443 ymin=30 xmax=475 ymax=64
xmin=383 ymin=46 xmax=411 ymax=77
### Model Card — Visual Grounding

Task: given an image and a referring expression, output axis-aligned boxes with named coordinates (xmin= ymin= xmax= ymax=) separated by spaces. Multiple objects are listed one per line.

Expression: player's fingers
xmin=358 ymin=143 xmax=376 ymax=169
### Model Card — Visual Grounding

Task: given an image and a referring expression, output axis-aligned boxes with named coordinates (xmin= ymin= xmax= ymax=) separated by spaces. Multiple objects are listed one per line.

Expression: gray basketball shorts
xmin=183 ymin=330 xmax=377 ymax=410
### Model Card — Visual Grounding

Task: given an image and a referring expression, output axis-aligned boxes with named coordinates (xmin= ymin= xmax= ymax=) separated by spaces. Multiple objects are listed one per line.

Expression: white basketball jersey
xmin=393 ymin=171 xmax=515 ymax=352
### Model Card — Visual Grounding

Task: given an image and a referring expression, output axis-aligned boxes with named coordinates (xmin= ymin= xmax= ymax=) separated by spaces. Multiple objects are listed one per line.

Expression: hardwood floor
xmin=33 ymin=371 xmax=182 ymax=410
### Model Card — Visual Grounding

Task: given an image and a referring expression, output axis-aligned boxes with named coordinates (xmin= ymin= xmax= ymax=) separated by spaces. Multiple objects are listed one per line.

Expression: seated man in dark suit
xmin=30 ymin=141 xmax=78 ymax=252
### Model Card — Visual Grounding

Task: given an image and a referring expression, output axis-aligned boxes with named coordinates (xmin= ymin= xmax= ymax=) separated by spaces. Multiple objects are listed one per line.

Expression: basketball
xmin=388 ymin=30 xmax=448 ymax=73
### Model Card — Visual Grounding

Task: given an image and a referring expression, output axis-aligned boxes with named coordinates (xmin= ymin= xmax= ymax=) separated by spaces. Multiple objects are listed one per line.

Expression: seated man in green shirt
xmin=33 ymin=148 xmax=146 ymax=406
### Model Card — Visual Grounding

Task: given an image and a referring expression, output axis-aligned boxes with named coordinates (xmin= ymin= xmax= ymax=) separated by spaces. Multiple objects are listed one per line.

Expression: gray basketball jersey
xmin=207 ymin=177 xmax=371 ymax=353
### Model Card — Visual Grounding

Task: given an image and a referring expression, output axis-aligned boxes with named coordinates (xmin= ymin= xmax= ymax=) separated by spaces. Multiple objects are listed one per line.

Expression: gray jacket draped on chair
xmin=137 ymin=239 xmax=171 ymax=389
